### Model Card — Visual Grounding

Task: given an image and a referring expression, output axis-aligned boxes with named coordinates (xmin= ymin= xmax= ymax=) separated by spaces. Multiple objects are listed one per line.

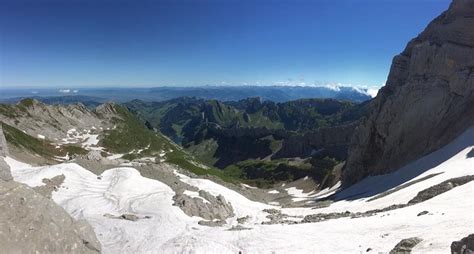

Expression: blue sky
xmin=1 ymin=0 xmax=450 ymax=88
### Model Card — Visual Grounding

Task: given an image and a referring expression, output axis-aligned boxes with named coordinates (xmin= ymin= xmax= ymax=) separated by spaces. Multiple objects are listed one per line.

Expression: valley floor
xmin=6 ymin=128 xmax=474 ymax=253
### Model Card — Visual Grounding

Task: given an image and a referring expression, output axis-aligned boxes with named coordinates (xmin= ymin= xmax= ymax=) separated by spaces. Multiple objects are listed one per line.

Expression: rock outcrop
xmin=0 ymin=180 xmax=102 ymax=253
xmin=451 ymin=234 xmax=474 ymax=254
xmin=0 ymin=126 xmax=12 ymax=181
xmin=343 ymin=0 xmax=474 ymax=186
xmin=389 ymin=237 xmax=423 ymax=254
xmin=173 ymin=190 xmax=234 ymax=222
xmin=0 ymin=126 xmax=102 ymax=253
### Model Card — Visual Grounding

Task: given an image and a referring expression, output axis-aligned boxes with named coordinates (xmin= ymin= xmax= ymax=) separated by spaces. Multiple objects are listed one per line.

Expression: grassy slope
xmin=100 ymin=105 xmax=240 ymax=183
xmin=1 ymin=122 xmax=87 ymax=159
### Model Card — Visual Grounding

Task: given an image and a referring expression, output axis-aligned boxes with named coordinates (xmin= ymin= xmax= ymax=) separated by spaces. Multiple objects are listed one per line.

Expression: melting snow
xmin=4 ymin=127 xmax=474 ymax=253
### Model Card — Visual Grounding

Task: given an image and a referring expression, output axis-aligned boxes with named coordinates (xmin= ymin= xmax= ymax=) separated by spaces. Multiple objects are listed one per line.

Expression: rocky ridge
xmin=0 ymin=99 xmax=117 ymax=141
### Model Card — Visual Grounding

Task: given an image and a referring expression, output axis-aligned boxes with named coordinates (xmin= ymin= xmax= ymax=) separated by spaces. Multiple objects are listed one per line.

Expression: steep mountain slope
xmin=343 ymin=0 xmax=474 ymax=186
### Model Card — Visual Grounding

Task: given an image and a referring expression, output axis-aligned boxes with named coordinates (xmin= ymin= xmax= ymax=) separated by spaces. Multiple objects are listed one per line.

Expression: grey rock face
xmin=343 ymin=0 xmax=474 ymax=186
xmin=0 ymin=124 xmax=9 ymax=157
xmin=0 ymin=127 xmax=13 ymax=181
xmin=0 ymin=157 xmax=13 ymax=182
xmin=389 ymin=237 xmax=423 ymax=254
xmin=0 ymin=180 xmax=101 ymax=253
xmin=451 ymin=234 xmax=474 ymax=254
xmin=173 ymin=190 xmax=234 ymax=222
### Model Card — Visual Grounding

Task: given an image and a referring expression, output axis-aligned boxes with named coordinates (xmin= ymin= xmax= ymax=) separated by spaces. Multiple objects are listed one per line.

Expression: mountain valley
xmin=0 ymin=0 xmax=473 ymax=253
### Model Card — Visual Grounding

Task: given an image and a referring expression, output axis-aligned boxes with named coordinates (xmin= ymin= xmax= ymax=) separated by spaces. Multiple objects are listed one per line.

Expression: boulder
xmin=451 ymin=234 xmax=474 ymax=254
xmin=389 ymin=237 xmax=423 ymax=254
xmin=173 ymin=190 xmax=234 ymax=222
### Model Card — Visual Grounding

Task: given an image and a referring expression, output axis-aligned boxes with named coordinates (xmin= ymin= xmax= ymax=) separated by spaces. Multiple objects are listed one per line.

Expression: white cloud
xmin=366 ymin=88 xmax=379 ymax=98
xmin=59 ymin=89 xmax=71 ymax=93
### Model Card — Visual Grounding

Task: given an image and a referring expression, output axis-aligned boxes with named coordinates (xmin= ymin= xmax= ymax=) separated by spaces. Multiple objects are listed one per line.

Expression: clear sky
xmin=0 ymin=0 xmax=450 ymax=88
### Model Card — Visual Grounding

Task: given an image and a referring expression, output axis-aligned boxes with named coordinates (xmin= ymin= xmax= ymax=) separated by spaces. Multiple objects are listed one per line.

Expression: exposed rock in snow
xmin=173 ymin=190 xmax=234 ymax=221
xmin=389 ymin=237 xmax=423 ymax=254
xmin=408 ymin=176 xmax=474 ymax=204
xmin=451 ymin=234 xmax=474 ymax=254
xmin=417 ymin=211 xmax=429 ymax=217
xmin=32 ymin=174 xmax=65 ymax=199
xmin=103 ymin=213 xmax=148 ymax=221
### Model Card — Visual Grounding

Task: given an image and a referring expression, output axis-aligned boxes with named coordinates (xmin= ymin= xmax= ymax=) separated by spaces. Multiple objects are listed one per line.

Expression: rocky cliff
xmin=343 ymin=0 xmax=474 ymax=186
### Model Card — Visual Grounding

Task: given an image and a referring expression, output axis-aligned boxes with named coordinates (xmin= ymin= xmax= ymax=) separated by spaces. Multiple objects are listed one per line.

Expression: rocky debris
xmin=173 ymin=190 xmax=234 ymax=222
xmin=32 ymin=174 xmax=65 ymax=199
xmin=451 ymin=234 xmax=474 ymax=254
xmin=103 ymin=213 xmax=149 ymax=221
xmin=302 ymin=211 xmax=352 ymax=223
xmin=237 ymin=215 xmax=251 ymax=224
xmin=198 ymin=220 xmax=226 ymax=227
xmin=417 ymin=211 xmax=429 ymax=216
xmin=408 ymin=176 xmax=474 ymax=204
xmin=389 ymin=237 xmax=423 ymax=254
xmin=343 ymin=0 xmax=474 ymax=186
xmin=262 ymin=208 xmax=299 ymax=225
xmin=0 ymin=180 xmax=101 ymax=253
xmin=227 ymin=225 xmax=252 ymax=231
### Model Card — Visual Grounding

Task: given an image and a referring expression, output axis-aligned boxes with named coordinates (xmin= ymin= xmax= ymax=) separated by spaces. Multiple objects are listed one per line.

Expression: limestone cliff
xmin=343 ymin=0 xmax=474 ymax=186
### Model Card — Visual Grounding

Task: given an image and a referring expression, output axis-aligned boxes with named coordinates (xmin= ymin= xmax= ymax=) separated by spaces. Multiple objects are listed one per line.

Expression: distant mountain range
xmin=0 ymin=85 xmax=374 ymax=104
